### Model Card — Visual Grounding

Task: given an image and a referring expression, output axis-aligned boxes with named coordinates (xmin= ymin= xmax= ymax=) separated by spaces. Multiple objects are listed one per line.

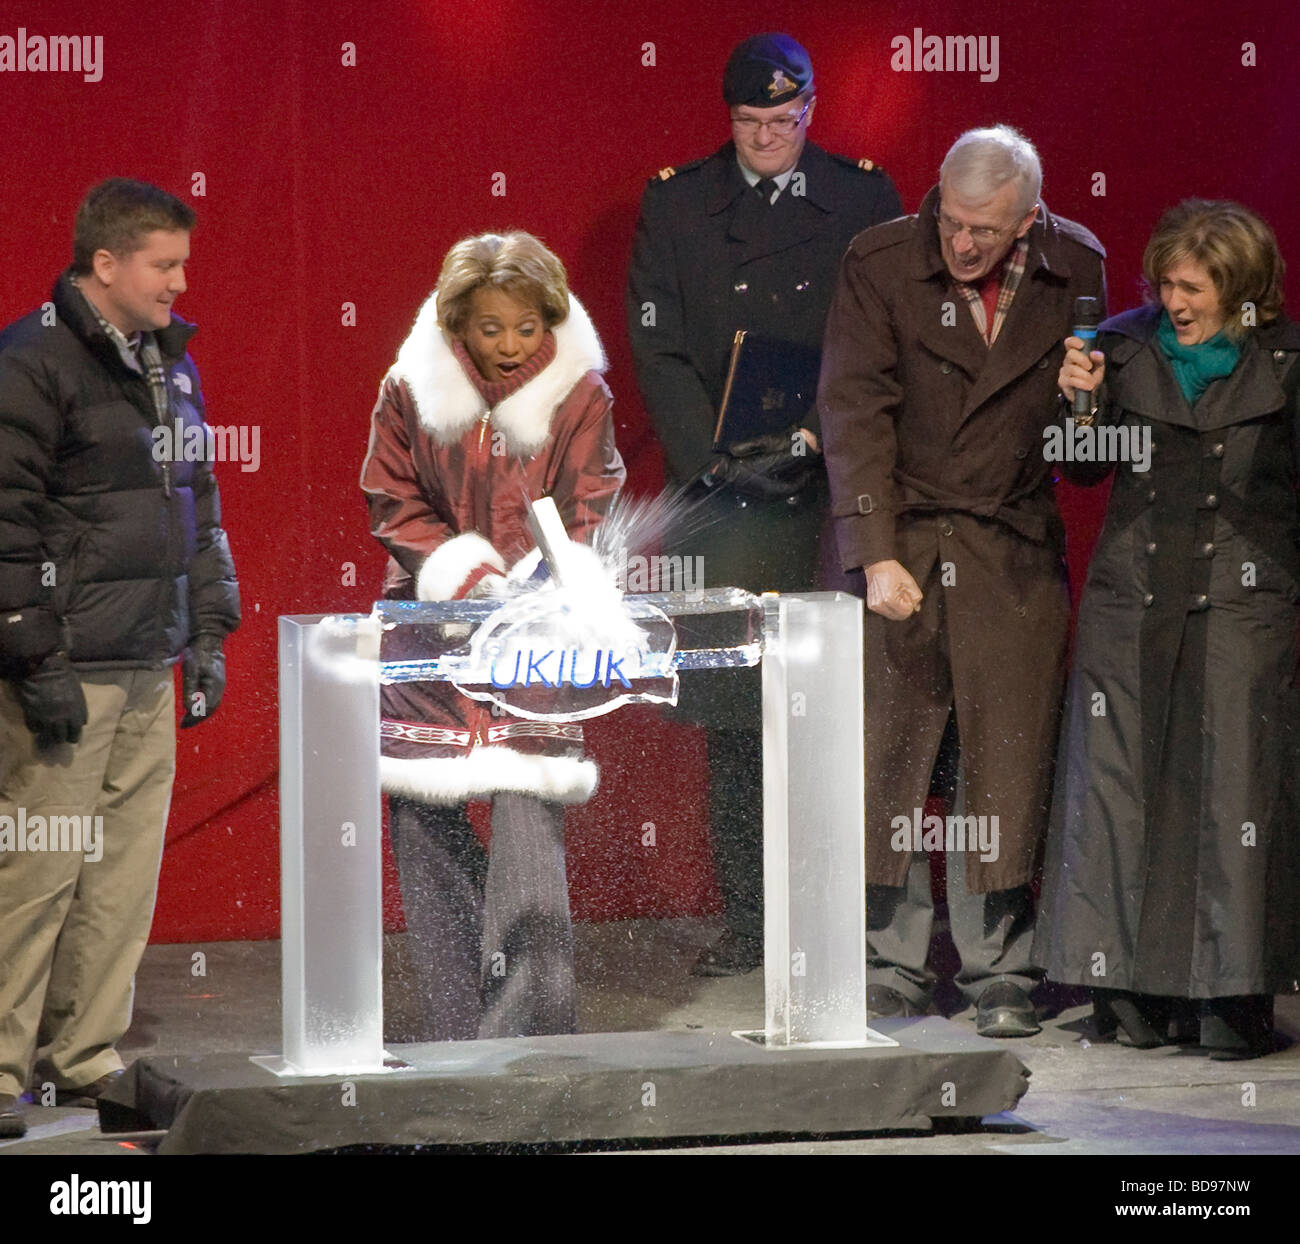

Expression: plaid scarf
xmin=76 ymin=281 xmax=174 ymax=495
xmin=953 ymin=235 xmax=1029 ymax=346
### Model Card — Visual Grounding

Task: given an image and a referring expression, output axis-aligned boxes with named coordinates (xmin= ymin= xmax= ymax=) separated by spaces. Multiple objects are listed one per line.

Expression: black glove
xmin=17 ymin=652 xmax=88 ymax=747
xmin=181 ymin=633 xmax=226 ymax=728
xmin=727 ymin=426 xmax=819 ymax=461
xmin=705 ymin=426 xmax=819 ymax=501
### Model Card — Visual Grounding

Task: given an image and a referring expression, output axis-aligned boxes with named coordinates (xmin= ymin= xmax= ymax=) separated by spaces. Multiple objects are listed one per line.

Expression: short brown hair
xmin=435 ymin=231 xmax=569 ymax=337
xmin=72 ymin=178 xmax=195 ymax=275
xmin=1142 ymin=199 xmax=1285 ymax=341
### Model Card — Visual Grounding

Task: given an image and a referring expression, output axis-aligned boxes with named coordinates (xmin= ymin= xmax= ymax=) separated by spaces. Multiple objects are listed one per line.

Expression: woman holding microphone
xmin=1035 ymin=200 xmax=1300 ymax=1059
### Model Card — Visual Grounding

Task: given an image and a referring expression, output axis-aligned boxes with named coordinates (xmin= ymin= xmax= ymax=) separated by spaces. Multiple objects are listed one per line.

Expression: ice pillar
xmin=263 ymin=614 xmax=386 ymax=1075
xmin=761 ymin=592 xmax=875 ymax=1047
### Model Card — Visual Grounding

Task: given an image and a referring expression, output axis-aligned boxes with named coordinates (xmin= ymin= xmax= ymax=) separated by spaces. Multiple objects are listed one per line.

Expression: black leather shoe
xmin=867 ymin=984 xmax=925 ymax=1018
xmin=690 ymin=931 xmax=763 ymax=977
xmin=53 ymin=1069 xmax=124 ymax=1109
xmin=976 ymin=982 xmax=1041 ymax=1038
xmin=0 ymin=1093 xmax=27 ymax=1138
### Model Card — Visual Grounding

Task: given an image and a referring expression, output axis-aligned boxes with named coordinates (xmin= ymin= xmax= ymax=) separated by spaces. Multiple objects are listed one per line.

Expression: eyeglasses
xmin=730 ymin=101 xmax=811 ymax=137
xmin=934 ymin=207 xmax=1016 ymax=246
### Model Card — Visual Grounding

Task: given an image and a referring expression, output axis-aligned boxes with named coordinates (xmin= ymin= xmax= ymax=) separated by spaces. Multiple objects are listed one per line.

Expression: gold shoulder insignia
xmin=858 ymin=158 xmax=877 ymax=172
xmin=657 ymin=166 xmax=676 ymax=181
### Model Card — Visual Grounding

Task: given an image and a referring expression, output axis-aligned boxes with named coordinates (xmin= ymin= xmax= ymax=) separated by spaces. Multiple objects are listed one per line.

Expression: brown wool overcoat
xmin=817 ymin=185 xmax=1106 ymax=891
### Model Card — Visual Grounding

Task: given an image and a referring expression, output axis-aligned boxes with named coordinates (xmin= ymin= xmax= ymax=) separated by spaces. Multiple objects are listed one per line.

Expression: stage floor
xmin=3 ymin=917 xmax=1298 ymax=1155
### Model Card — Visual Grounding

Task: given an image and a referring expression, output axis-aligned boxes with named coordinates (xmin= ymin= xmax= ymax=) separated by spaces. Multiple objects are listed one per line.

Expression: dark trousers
xmin=867 ymin=850 xmax=1040 ymax=1007
xmin=867 ymin=772 xmax=1041 ymax=1007
xmin=389 ymin=793 xmax=576 ymax=1042
xmin=705 ymin=726 xmax=764 ymax=940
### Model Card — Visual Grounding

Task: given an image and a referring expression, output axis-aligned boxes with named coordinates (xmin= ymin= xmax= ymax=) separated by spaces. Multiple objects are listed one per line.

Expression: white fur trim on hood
xmin=381 ymin=749 xmax=598 ymax=806
xmin=388 ymin=292 xmax=606 ymax=457
xmin=417 ymin=531 xmax=506 ymax=601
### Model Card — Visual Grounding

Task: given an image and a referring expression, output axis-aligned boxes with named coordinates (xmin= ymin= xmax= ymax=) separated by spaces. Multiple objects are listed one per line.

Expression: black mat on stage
xmin=100 ymin=1019 xmax=1029 ymax=1154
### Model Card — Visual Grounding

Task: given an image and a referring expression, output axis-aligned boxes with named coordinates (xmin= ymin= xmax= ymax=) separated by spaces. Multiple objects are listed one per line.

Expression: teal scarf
xmin=1156 ymin=310 xmax=1241 ymax=403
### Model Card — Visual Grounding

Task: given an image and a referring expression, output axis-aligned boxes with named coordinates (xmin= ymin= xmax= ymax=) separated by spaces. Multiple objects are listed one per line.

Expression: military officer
xmin=626 ymin=32 xmax=901 ymax=976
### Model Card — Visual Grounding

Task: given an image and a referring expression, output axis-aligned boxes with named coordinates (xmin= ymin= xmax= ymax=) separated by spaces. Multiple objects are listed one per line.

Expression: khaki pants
xmin=0 ymin=669 xmax=175 ymax=1098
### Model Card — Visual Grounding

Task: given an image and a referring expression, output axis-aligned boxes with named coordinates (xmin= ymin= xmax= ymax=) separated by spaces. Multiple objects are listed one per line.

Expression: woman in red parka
xmin=361 ymin=231 xmax=625 ymax=1041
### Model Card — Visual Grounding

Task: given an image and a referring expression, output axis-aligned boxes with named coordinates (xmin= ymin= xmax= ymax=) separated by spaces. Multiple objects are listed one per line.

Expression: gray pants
xmin=389 ymin=793 xmax=576 ymax=1042
xmin=867 ymin=778 xmax=1041 ymax=1008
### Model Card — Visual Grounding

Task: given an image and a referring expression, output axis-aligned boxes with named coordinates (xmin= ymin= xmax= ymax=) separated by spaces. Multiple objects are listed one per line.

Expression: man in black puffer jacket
xmin=0 ymin=179 xmax=239 ymax=1138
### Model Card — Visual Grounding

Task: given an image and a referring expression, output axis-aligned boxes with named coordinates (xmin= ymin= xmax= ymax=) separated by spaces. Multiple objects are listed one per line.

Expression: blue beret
xmin=723 ymin=33 xmax=813 ymax=107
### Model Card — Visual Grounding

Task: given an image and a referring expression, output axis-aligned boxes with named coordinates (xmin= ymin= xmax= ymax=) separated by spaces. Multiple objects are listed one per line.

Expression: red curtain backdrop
xmin=2 ymin=0 xmax=1296 ymax=940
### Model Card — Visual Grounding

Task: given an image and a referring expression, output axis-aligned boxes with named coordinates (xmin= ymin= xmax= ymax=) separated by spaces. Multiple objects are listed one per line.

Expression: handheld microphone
xmin=1072 ymin=296 xmax=1102 ymax=418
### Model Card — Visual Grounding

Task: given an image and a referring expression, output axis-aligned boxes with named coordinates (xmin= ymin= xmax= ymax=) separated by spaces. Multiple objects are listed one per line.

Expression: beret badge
xmin=767 ymin=68 xmax=798 ymax=100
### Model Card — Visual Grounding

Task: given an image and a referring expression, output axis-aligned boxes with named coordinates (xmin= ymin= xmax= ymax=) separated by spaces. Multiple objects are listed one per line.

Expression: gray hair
xmin=940 ymin=125 xmax=1042 ymax=217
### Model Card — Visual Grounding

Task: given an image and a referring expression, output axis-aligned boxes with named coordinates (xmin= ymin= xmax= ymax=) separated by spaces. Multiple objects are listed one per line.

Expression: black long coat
xmin=818 ymin=189 xmax=1107 ymax=891
xmin=626 ymin=139 xmax=900 ymax=724
xmin=1035 ymin=306 xmax=1300 ymax=996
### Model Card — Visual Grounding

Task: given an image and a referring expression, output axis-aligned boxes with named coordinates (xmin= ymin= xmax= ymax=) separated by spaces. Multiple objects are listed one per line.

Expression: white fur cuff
xmin=381 ymin=749 xmax=599 ymax=806
xmin=416 ymin=532 xmax=506 ymax=601
xmin=506 ymin=546 xmax=544 ymax=585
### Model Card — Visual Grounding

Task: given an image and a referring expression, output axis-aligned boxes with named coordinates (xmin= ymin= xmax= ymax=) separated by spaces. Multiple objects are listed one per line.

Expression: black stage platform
xmin=99 ymin=1018 xmax=1028 ymax=1154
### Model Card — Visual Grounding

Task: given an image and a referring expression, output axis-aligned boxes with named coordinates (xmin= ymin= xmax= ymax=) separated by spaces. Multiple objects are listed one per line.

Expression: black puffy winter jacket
xmin=0 ymin=270 xmax=239 ymax=677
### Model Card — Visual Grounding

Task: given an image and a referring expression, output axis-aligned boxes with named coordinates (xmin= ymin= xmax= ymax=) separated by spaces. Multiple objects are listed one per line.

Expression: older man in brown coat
xmin=818 ymin=126 xmax=1106 ymax=1036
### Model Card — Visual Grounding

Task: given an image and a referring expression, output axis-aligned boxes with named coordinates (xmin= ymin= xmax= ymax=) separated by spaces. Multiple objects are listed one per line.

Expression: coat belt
xmin=893 ymin=472 xmax=1052 ymax=544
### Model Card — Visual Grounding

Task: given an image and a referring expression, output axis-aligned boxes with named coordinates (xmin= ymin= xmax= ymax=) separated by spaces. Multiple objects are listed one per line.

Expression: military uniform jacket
xmin=627 ymin=139 xmax=902 ymax=490
xmin=626 ymin=139 xmax=900 ymax=727
xmin=818 ymin=186 xmax=1106 ymax=891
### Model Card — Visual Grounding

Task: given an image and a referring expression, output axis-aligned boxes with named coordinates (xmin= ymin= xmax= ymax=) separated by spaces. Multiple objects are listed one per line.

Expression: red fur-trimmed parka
xmin=360 ymin=294 xmax=625 ymax=805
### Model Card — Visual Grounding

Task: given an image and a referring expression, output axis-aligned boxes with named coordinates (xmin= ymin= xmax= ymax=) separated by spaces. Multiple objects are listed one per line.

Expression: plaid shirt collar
xmin=71 ymin=278 xmax=175 ymax=496
xmin=72 ymin=278 xmax=171 ymax=464
xmin=952 ymin=235 xmax=1029 ymax=346
xmin=74 ymin=277 xmax=146 ymax=373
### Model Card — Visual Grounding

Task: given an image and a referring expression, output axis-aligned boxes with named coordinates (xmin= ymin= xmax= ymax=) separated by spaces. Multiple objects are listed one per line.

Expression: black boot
xmin=1091 ymin=988 xmax=1170 ymax=1049
xmin=1202 ymin=995 xmax=1274 ymax=1061
xmin=1167 ymin=998 xmax=1200 ymax=1044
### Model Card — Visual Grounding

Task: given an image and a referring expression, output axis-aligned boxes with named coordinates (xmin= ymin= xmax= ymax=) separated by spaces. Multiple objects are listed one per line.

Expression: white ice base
xmin=732 ymin=1028 xmax=898 ymax=1050
xmin=249 ymin=1052 xmax=407 ymax=1078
